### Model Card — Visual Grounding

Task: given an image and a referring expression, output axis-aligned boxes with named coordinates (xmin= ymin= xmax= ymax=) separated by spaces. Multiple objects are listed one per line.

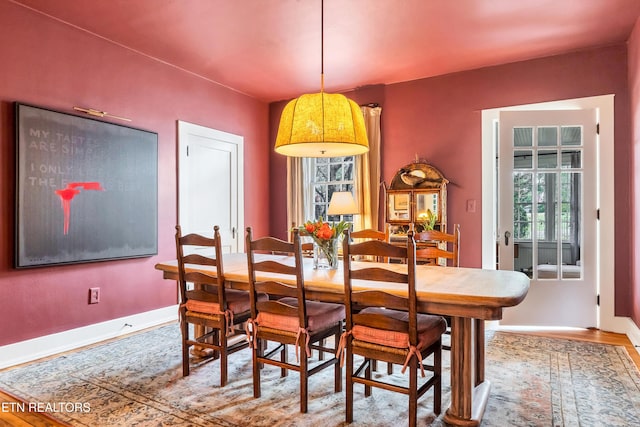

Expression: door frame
xmin=481 ymin=95 xmax=622 ymax=332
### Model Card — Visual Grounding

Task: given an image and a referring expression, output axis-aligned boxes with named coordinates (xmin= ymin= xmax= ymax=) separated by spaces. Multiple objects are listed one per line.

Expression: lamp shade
xmin=275 ymin=92 xmax=369 ymax=158
xmin=327 ymin=191 xmax=358 ymax=215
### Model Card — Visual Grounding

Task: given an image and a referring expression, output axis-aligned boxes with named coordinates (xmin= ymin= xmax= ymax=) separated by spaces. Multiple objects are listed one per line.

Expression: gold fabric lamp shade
xmin=274 ymin=93 xmax=369 ymax=158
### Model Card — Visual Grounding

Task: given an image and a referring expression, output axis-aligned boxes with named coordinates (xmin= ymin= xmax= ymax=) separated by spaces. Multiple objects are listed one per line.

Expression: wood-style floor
xmin=1 ymin=329 xmax=638 ymax=427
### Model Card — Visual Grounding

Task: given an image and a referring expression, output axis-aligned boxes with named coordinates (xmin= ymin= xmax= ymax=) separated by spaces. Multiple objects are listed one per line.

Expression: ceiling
xmin=12 ymin=0 xmax=640 ymax=102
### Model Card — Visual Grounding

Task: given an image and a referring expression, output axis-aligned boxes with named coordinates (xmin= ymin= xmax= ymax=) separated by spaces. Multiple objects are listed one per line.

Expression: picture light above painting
xmin=15 ymin=103 xmax=158 ymax=268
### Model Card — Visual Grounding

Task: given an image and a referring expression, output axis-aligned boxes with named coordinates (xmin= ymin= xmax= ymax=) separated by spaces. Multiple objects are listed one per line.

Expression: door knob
xmin=504 ymin=231 xmax=511 ymax=246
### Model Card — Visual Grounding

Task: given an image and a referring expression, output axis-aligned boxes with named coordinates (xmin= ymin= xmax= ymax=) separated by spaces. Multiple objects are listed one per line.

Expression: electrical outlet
xmin=89 ymin=287 xmax=100 ymax=304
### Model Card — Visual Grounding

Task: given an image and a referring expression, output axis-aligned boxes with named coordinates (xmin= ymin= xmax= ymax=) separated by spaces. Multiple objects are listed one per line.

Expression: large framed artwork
xmin=15 ymin=103 xmax=158 ymax=268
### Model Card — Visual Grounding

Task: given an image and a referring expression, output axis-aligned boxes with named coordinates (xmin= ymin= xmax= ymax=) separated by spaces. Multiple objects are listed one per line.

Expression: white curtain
xmin=286 ymin=157 xmax=306 ymax=240
xmin=354 ymin=105 xmax=382 ymax=231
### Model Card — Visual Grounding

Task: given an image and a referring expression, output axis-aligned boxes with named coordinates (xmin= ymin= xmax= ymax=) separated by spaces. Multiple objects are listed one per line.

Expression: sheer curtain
xmin=286 ymin=105 xmax=382 ymax=235
xmin=287 ymin=157 xmax=306 ymax=240
xmin=354 ymin=105 xmax=382 ymax=231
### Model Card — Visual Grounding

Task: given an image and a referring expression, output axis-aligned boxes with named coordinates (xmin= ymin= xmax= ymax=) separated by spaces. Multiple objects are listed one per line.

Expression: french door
xmin=498 ymin=109 xmax=598 ymax=327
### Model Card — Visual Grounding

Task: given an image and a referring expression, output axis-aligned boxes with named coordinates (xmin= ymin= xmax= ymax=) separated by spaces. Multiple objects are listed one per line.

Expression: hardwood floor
xmin=506 ymin=328 xmax=640 ymax=370
xmin=1 ymin=329 xmax=638 ymax=427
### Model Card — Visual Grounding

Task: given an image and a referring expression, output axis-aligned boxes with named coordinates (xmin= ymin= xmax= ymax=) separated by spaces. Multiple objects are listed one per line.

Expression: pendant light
xmin=274 ymin=0 xmax=369 ymax=158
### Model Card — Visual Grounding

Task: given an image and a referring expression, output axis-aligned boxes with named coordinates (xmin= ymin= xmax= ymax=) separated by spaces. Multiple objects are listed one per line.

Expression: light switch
xmin=466 ymin=199 xmax=476 ymax=213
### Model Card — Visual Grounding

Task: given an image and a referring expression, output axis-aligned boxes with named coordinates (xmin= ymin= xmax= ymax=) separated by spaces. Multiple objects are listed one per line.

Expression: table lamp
xmin=327 ymin=191 xmax=358 ymax=216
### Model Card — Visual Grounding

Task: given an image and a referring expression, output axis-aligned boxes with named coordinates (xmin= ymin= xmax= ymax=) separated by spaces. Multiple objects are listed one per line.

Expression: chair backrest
xmin=350 ymin=223 xmax=390 ymax=242
xmin=350 ymin=224 xmax=390 ymax=262
xmin=342 ymin=229 xmax=419 ymax=345
xmin=290 ymin=222 xmax=314 ymax=255
xmin=414 ymin=224 xmax=460 ymax=267
xmin=246 ymin=227 xmax=308 ymax=327
xmin=175 ymin=225 xmax=225 ymax=305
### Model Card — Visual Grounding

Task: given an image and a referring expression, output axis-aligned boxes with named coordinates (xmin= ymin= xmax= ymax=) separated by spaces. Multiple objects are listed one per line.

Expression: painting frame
xmin=15 ymin=102 xmax=158 ymax=268
xmin=393 ymin=193 xmax=410 ymax=211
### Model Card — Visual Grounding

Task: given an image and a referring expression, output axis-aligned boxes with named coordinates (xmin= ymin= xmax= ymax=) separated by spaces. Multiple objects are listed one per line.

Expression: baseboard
xmin=0 ymin=305 xmax=178 ymax=369
xmin=624 ymin=317 xmax=640 ymax=356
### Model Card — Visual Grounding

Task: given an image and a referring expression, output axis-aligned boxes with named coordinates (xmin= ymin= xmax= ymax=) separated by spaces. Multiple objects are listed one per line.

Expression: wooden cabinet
xmin=385 ymin=162 xmax=448 ymax=242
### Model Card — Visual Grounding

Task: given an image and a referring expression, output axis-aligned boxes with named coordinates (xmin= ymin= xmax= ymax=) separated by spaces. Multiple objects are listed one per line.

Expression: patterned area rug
xmin=1 ymin=324 xmax=639 ymax=426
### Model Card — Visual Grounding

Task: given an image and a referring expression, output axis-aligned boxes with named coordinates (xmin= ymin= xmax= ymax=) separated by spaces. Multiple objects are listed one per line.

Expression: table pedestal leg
xmin=443 ymin=316 xmax=490 ymax=426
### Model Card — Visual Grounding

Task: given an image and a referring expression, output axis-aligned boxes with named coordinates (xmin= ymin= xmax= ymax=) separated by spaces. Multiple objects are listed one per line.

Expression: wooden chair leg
xmin=345 ymin=349 xmax=354 ymax=423
xmin=319 ymin=338 xmax=325 ymax=360
xmin=365 ymin=358 xmax=372 ymax=397
xmin=387 ymin=362 xmax=393 ymax=375
xmin=300 ymin=346 xmax=308 ymax=413
xmin=334 ymin=329 xmax=342 ymax=392
xmin=181 ymin=320 xmax=190 ymax=377
xmin=220 ymin=334 xmax=228 ymax=387
xmin=434 ymin=343 xmax=442 ymax=414
xmin=212 ymin=328 xmax=220 ymax=360
xmin=408 ymin=358 xmax=418 ymax=427
xmin=253 ymin=338 xmax=261 ymax=398
xmin=281 ymin=343 xmax=288 ymax=377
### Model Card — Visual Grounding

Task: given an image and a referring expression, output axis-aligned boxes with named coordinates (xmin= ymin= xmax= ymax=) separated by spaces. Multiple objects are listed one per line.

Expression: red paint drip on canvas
xmin=54 ymin=182 xmax=104 ymax=235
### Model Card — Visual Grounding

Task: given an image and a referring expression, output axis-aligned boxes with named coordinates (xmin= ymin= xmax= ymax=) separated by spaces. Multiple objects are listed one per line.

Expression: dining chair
xmin=350 ymin=223 xmax=391 ymax=373
xmin=350 ymin=223 xmax=390 ymax=242
xmin=414 ymin=224 xmax=460 ymax=267
xmin=175 ymin=225 xmax=266 ymax=386
xmin=339 ymin=229 xmax=447 ymax=426
xmin=245 ymin=227 xmax=344 ymax=413
xmin=414 ymin=224 xmax=460 ymax=351
xmin=350 ymin=224 xmax=390 ymax=262
xmin=290 ymin=221 xmax=314 ymax=256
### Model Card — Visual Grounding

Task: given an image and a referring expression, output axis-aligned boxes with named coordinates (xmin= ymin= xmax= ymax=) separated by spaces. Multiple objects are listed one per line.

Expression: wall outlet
xmin=89 ymin=287 xmax=100 ymax=304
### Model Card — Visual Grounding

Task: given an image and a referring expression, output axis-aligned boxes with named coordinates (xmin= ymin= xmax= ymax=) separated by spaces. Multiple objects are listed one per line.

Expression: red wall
xmin=269 ymin=45 xmax=634 ymax=317
xmin=0 ymin=2 xmax=270 ymax=345
xmin=628 ymin=17 xmax=640 ymax=327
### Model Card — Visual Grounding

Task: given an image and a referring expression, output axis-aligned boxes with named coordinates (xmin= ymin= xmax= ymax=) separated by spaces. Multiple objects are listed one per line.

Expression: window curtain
xmin=286 ymin=156 xmax=307 ymax=240
xmin=354 ymin=105 xmax=382 ymax=231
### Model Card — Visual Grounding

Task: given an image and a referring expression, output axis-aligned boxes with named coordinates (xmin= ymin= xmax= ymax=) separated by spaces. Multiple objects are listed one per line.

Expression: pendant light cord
xmin=321 ymin=0 xmax=324 ymax=92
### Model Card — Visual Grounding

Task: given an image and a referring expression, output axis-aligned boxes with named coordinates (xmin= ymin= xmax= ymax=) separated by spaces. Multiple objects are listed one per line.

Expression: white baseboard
xmin=624 ymin=318 xmax=640 ymax=356
xmin=0 ymin=305 xmax=178 ymax=370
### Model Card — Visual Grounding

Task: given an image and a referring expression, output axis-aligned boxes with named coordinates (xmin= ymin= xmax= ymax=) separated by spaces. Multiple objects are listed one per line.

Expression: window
xmin=308 ymin=156 xmax=355 ymax=222
xmin=512 ymin=126 xmax=582 ymax=244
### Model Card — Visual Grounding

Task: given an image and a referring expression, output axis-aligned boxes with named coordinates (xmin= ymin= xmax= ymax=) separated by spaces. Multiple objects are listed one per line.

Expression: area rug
xmin=1 ymin=324 xmax=639 ymax=426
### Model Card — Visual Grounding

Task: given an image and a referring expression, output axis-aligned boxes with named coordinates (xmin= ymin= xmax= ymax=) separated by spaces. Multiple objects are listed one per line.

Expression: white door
xmin=178 ymin=121 xmax=244 ymax=253
xmin=498 ymin=110 xmax=598 ymax=327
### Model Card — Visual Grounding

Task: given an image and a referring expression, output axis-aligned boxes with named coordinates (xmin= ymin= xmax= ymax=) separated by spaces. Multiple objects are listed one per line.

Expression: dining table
xmin=155 ymin=253 xmax=529 ymax=426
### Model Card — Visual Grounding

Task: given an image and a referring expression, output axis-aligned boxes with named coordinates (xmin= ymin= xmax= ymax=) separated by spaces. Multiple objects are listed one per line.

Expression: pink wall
xmin=269 ymin=45 xmax=635 ymax=318
xmin=628 ymin=17 xmax=640 ymax=327
xmin=0 ymin=2 xmax=270 ymax=345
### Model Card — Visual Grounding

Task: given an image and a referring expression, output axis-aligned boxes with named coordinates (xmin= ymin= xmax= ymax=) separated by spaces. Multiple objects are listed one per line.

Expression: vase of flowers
xmin=299 ymin=218 xmax=349 ymax=270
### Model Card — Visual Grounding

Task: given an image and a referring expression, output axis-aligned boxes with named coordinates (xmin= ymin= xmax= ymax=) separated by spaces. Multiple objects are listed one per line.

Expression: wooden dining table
xmin=155 ymin=253 xmax=529 ymax=426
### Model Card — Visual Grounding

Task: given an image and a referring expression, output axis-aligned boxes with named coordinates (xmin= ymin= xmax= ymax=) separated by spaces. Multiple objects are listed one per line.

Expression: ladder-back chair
xmin=245 ymin=227 xmax=344 ymax=413
xmin=175 ymin=225 xmax=266 ymax=386
xmin=339 ymin=230 xmax=447 ymax=426
xmin=414 ymin=224 xmax=460 ymax=350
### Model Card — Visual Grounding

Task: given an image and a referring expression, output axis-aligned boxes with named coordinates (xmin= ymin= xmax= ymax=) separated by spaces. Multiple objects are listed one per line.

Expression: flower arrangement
xmin=298 ymin=218 xmax=350 ymax=269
